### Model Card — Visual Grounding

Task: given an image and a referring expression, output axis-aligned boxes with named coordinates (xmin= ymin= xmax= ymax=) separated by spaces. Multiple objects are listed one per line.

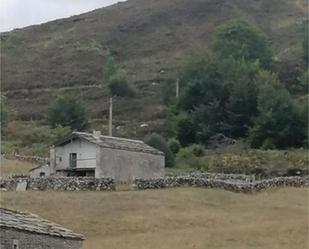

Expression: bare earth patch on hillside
xmin=1 ymin=188 xmax=308 ymax=249
xmin=0 ymin=159 xmax=37 ymax=176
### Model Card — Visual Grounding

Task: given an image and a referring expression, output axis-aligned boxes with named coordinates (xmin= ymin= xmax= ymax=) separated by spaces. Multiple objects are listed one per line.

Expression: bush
xmin=145 ymin=133 xmax=174 ymax=167
xmin=175 ymin=144 xmax=206 ymax=170
xmin=108 ymin=72 xmax=135 ymax=97
xmin=1 ymin=95 xmax=8 ymax=138
xmin=48 ymin=94 xmax=87 ymax=131
xmin=248 ymin=77 xmax=307 ymax=149
xmin=3 ymin=122 xmax=71 ymax=156
xmin=103 ymin=53 xmax=135 ymax=97
xmin=168 ymin=138 xmax=181 ymax=154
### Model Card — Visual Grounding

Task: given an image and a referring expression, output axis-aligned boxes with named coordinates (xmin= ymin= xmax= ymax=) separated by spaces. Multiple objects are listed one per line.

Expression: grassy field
xmin=1 ymin=188 xmax=308 ymax=249
xmin=0 ymin=158 xmax=37 ymax=176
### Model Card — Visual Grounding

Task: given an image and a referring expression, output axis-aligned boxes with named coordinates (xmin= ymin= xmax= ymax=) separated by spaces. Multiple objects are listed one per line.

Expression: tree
xmin=0 ymin=96 xmax=8 ymax=138
xmin=145 ymin=133 xmax=175 ymax=167
xmin=103 ymin=53 xmax=134 ymax=97
xmin=213 ymin=19 xmax=272 ymax=68
xmin=47 ymin=94 xmax=87 ymax=131
xmin=303 ymin=21 xmax=308 ymax=64
xmin=178 ymin=54 xmax=263 ymax=145
xmin=167 ymin=138 xmax=181 ymax=154
xmin=248 ymin=79 xmax=307 ymax=149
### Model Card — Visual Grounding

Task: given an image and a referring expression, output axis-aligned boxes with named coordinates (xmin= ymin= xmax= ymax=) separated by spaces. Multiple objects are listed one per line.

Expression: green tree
xmin=103 ymin=53 xmax=134 ymax=97
xmin=48 ymin=94 xmax=87 ymax=131
xmin=303 ymin=21 xmax=308 ymax=64
xmin=167 ymin=138 xmax=181 ymax=154
xmin=145 ymin=133 xmax=175 ymax=167
xmin=213 ymin=19 xmax=272 ymax=68
xmin=0 ymin=96 xmax=8 ymax=138
xmin=178 ymin=54 xmax=263 ymax=145
xmin=249 ymin=80 xmax=307 ymax=149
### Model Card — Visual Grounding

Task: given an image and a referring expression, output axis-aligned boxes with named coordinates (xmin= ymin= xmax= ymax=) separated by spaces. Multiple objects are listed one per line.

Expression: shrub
xmin=175 ymin=144 xmax=206 ymax=170
xmin=168 ymin=138 xmax=181 ymax=154
xmin=108 ymin=72 xmax=135 ymax=97
xmin=48 ymin=94 xmax=87 ymax=131
xmin=1 ymin=95 xmax=8 ymax=138
xmin=103 ymin=53 xmax=135 ymax=97
xmin=145 ymin=133 xmax=174 ymax=167
xmin=3 ymin=122 xmax=71 ymax=156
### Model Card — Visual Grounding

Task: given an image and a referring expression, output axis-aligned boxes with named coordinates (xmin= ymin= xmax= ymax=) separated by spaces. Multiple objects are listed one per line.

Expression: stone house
xmin=50 ymin=131 xmax=165 ymax=182
xmin=0 ymin=208 xmax=84 ymax=249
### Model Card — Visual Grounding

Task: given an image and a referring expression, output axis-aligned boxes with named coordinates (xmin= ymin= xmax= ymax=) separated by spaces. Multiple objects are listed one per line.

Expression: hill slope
xmin=1 ymin=0 xmax=307 ymax=136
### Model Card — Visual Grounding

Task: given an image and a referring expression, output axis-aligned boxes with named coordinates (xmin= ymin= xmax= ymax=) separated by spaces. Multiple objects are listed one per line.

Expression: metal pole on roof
xmin=109 ymin=97 xmax=113 ymax=137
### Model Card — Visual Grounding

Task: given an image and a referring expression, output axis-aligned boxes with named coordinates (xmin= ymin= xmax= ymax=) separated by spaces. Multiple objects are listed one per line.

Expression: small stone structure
xmin=0 ymin=208 xmax=84 ymax=249
xmin=0 ymin=177 xmax=115 ymax=191
xmin=51 ymin=131 xmax=165 ymax=182
xmin=30 ymin=164 xmax=52 ymax=178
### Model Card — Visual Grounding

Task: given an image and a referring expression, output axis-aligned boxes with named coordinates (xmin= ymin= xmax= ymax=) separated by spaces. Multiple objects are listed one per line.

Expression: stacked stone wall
xmin=0 ymin=177 xmax=115 ymax=191
xmin=134 ymin=176 xmax=309 ymax=193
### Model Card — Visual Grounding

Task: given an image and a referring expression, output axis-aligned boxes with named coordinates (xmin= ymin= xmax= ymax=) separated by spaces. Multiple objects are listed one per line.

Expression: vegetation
xmin=2 ymin=122 xmax=71 ymax=156
xmin=164 ymin=19 xmax=307 ymax=152
xmin=0 ymin=96 xmax=8 ymax=138
xmin=1 ymin=0 xmax=306 ymax=123
xmin=213 ymin=19 xmax=273 ymax=68
xmin=167 ymin=138 xmax=181 ymax=154
xmin=144 ymin=133 xmax=174 ymax=167
xmin=303 ymin=21 xmax=308 ymax=64
xmin=103 ymin=53 xmax=135 ymax=97
xmin=174 ymin=148 xmax=308 ymax=176
xmin=1 ymin=188 xmax=307 ymax=249
xmin=0 ymin=159 xmax=37 ymax=176
xmin=47 ymin=94 xmax=87 ymax=131
xmin=248 ymin=76 xmax=307 ymax=149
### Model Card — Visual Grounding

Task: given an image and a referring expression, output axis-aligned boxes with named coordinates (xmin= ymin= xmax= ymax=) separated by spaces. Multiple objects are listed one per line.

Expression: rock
xmin=16 ymin=181 xmax=27 ymax=191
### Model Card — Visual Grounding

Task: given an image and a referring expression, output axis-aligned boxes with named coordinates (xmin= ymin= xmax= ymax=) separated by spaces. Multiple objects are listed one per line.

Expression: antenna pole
xmin=109 ymin=97 xmax=113 ymax=136
xmin=176 ymin=78 xmax=179 ymax=98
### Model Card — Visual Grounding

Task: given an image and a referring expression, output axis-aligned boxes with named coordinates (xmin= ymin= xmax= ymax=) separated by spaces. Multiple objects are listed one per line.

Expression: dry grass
xmin=1 ymin=188 xmax=308 ymax=249
xmin=0 ymin=158 xmax=37 ymax=176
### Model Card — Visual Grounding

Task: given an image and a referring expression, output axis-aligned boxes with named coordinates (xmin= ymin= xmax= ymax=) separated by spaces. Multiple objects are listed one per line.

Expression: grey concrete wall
xmin=0 ymin=228 xmax=83 ymax=249
xmin=96 ymin=147 xmax=165 ymax=182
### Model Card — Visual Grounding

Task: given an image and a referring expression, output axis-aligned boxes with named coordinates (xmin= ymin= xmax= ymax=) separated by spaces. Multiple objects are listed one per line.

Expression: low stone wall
xmin=133 ymin=176 xmax=309 ymax=193
xmin=0 ymin=177 xmax=115 ymax=191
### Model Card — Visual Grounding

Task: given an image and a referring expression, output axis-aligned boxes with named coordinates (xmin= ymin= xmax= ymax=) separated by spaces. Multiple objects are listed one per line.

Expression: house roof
xmin=54 ymin=132 xmax=164 ymax=156
xmin=29 ymin=164 xmax=48 ymax=172
xmin=0 ymin=208 xmax=84 ymax=240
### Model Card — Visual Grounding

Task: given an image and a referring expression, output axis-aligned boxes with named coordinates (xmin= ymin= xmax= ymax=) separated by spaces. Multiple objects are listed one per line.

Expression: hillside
xmin=1 ymin=0 xmax=307 ymax=137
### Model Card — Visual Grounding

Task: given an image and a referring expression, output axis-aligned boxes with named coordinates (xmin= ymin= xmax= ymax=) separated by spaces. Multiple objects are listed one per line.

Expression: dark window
xmin=70 ymin=153 xmax=77 ymax=168
xmin=40 ymin=172 xmax=45 ymax=177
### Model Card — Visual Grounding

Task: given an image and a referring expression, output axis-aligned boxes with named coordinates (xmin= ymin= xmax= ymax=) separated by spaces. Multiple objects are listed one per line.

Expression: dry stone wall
xmin=133 ymin=176 xmax=309 ymax=193
xmin=1 ymin=175 xmax=308 ymax=193
xmin=0 ymin=177 xmax=115 ymax=191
